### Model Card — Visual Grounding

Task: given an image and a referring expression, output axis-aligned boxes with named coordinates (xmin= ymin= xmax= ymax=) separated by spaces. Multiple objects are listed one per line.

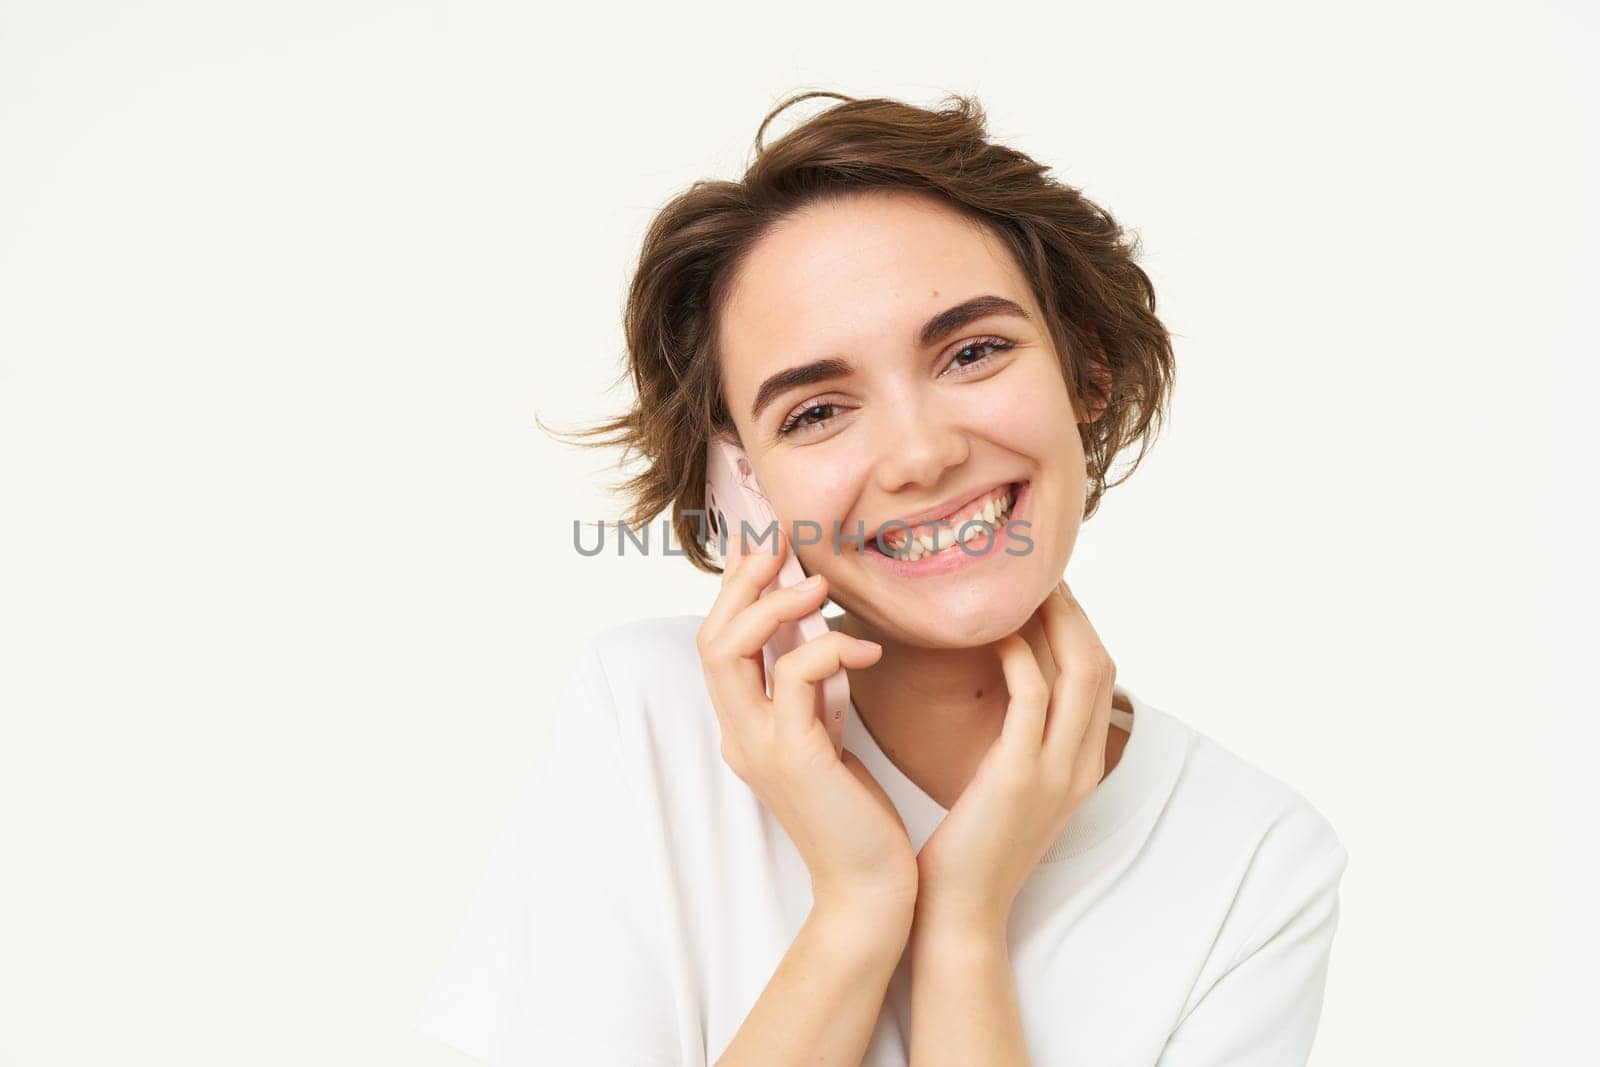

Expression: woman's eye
xmin=775 ymin=338 xmax=1014 ymax=440
xmin=777 ymin=402 xmax=840 ymax=438
xmin=944 ymin=336 xmax=1015 ymax=375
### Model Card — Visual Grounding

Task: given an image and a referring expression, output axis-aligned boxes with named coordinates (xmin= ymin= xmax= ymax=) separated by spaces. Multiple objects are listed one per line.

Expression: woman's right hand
xmin=696 ymin=525 xmax=919 ymax=922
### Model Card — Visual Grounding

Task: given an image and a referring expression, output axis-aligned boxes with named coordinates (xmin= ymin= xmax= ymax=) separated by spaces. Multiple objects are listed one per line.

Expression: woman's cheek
xmin=768 ymin=484 xmax=861 ymax=565
xmin=980 ymin=391 xmax=1072 ymax=460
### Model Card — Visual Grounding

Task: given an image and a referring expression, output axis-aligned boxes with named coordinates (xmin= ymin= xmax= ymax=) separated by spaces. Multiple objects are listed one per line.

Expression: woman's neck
xmin=829 ymin=610 xmax=1128 ymax=810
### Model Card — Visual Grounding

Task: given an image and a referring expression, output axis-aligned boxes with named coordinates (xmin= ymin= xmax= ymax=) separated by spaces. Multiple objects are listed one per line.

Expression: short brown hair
xmin=544 ymin=90 xmax=1176 ymax=575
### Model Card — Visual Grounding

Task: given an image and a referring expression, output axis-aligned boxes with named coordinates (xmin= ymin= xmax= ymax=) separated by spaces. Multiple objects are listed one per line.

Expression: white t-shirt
xmin=415 ymin=614 xmax=1348 ymax=1066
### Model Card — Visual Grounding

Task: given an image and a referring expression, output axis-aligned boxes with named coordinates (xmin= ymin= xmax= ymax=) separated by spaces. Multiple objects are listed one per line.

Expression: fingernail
xmin=856 ymin=638 xmax=881 ymax=651
xmin=796 ymin=573 xmax=822 ymax=590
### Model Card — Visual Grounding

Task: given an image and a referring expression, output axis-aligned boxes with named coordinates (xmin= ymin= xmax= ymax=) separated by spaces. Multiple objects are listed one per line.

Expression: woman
xmin=416 ymin=91 xmax=1348 ymax=1066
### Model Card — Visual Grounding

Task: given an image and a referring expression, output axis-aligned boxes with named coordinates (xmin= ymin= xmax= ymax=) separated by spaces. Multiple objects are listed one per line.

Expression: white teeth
xmin=881 ymin=485 xmax=1015 ymax=560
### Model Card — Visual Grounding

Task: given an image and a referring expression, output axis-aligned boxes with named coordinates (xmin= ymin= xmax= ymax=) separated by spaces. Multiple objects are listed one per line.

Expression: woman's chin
xmin=849 ymin=568 xmax=1051 ymax=647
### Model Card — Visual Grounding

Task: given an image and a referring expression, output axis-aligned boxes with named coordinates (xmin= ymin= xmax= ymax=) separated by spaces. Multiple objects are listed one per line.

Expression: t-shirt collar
xmin=842 ymin=684 xmax=1172 ymax=863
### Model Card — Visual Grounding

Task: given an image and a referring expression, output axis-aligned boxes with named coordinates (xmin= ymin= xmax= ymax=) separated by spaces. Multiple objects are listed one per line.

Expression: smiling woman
xmin=416 ymin=90 xmax=1348 ymax=1067
xmin=551 ymin=92 xmax=1170 ymax=579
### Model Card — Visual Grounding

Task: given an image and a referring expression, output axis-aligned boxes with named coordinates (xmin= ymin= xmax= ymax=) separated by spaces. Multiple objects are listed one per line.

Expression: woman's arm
xmin=715 ymin=899 xmax=914 ymax=1067
xmin=904 ymin=582 xmax=1115 ymax=1066
xmin=907 ymin=911 xmax=1029 ymax=1066
xmin=702 ymin=539 xmax=923 ymax=1064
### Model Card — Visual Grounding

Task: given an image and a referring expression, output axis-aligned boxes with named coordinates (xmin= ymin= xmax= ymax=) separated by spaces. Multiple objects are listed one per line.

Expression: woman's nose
xmin=868 ymin=397 xmax=971 ymax=494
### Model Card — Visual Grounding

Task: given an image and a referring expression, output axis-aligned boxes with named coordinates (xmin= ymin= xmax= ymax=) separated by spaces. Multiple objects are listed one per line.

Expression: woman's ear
xmin=1076 ymin=324 xmax=1114 ymax=424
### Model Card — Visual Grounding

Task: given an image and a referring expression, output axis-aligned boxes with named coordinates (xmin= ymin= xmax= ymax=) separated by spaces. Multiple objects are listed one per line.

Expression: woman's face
xmin=715 ymin=189 xmax=1090 ymax=648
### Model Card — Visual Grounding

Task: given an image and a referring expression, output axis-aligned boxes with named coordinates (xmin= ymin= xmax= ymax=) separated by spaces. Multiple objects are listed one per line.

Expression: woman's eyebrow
xmin=748 ymin=294 xmax=1032 ymax=422
xmin=749 ymin=357 xmax=853 ymax=422
xmin=918 ymin=294 xmax=1032 ymax=347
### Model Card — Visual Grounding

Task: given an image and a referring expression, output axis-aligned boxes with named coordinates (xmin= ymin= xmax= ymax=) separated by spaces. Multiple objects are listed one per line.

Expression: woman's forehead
xmin=718 ymin=216 xmax=1034 ymax=384
xmin=729 ymin=196 xmax=1018 ymax=316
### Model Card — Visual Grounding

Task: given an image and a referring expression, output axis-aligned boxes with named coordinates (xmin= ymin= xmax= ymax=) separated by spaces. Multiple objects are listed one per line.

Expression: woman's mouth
xmin=863 ymin=480 xmax=1030 ymax=574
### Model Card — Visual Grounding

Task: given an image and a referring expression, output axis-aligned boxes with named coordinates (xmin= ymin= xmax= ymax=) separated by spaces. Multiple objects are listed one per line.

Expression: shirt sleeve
xmin=413 ymin=641 xmax=685 ymax=1066
xmin=1157 ymin=807 xmax=1349 ymax=1067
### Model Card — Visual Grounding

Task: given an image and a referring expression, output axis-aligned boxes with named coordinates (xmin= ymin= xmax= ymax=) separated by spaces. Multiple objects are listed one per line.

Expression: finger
xmin=706 ymin=559 xmax=838 ymax=748
xmin=1073 ymin=640 xmax=1116 ymax=788
xmin=1058 ymin=582 xmax=1115 ymax=785
xmin=705 ymin=523 xmax=786 ymax=636
xmin=1040 ymin=580 xmax=1113 ymax=764
xmin=994 ymin=632 xmax=1050 ymax=753
xmin=770 ymin=628 xmax=883 ymax=741
xmin=700 ymin=526 xmax=791 ymax=701
xmin=699 ymin=531 xmax=780 ymax=741
xmin=718 ymin=567 xmax=833 ymax=697
xmin=717 ymin=527 xmax=748 ymax=586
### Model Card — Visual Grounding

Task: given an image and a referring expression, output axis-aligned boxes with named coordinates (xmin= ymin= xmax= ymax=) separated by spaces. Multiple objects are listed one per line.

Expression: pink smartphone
xmin=704 ymin=436 xmax=849 ymax=757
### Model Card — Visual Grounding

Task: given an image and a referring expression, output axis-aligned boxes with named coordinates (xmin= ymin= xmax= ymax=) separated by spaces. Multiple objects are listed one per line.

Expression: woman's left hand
xmin=913 ymin=578 xmax=1116 ymax=937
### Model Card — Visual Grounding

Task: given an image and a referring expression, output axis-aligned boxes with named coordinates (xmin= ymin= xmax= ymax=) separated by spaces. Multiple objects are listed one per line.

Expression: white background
xmin=2 ymin=1 xmax=1594 ymax=1063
